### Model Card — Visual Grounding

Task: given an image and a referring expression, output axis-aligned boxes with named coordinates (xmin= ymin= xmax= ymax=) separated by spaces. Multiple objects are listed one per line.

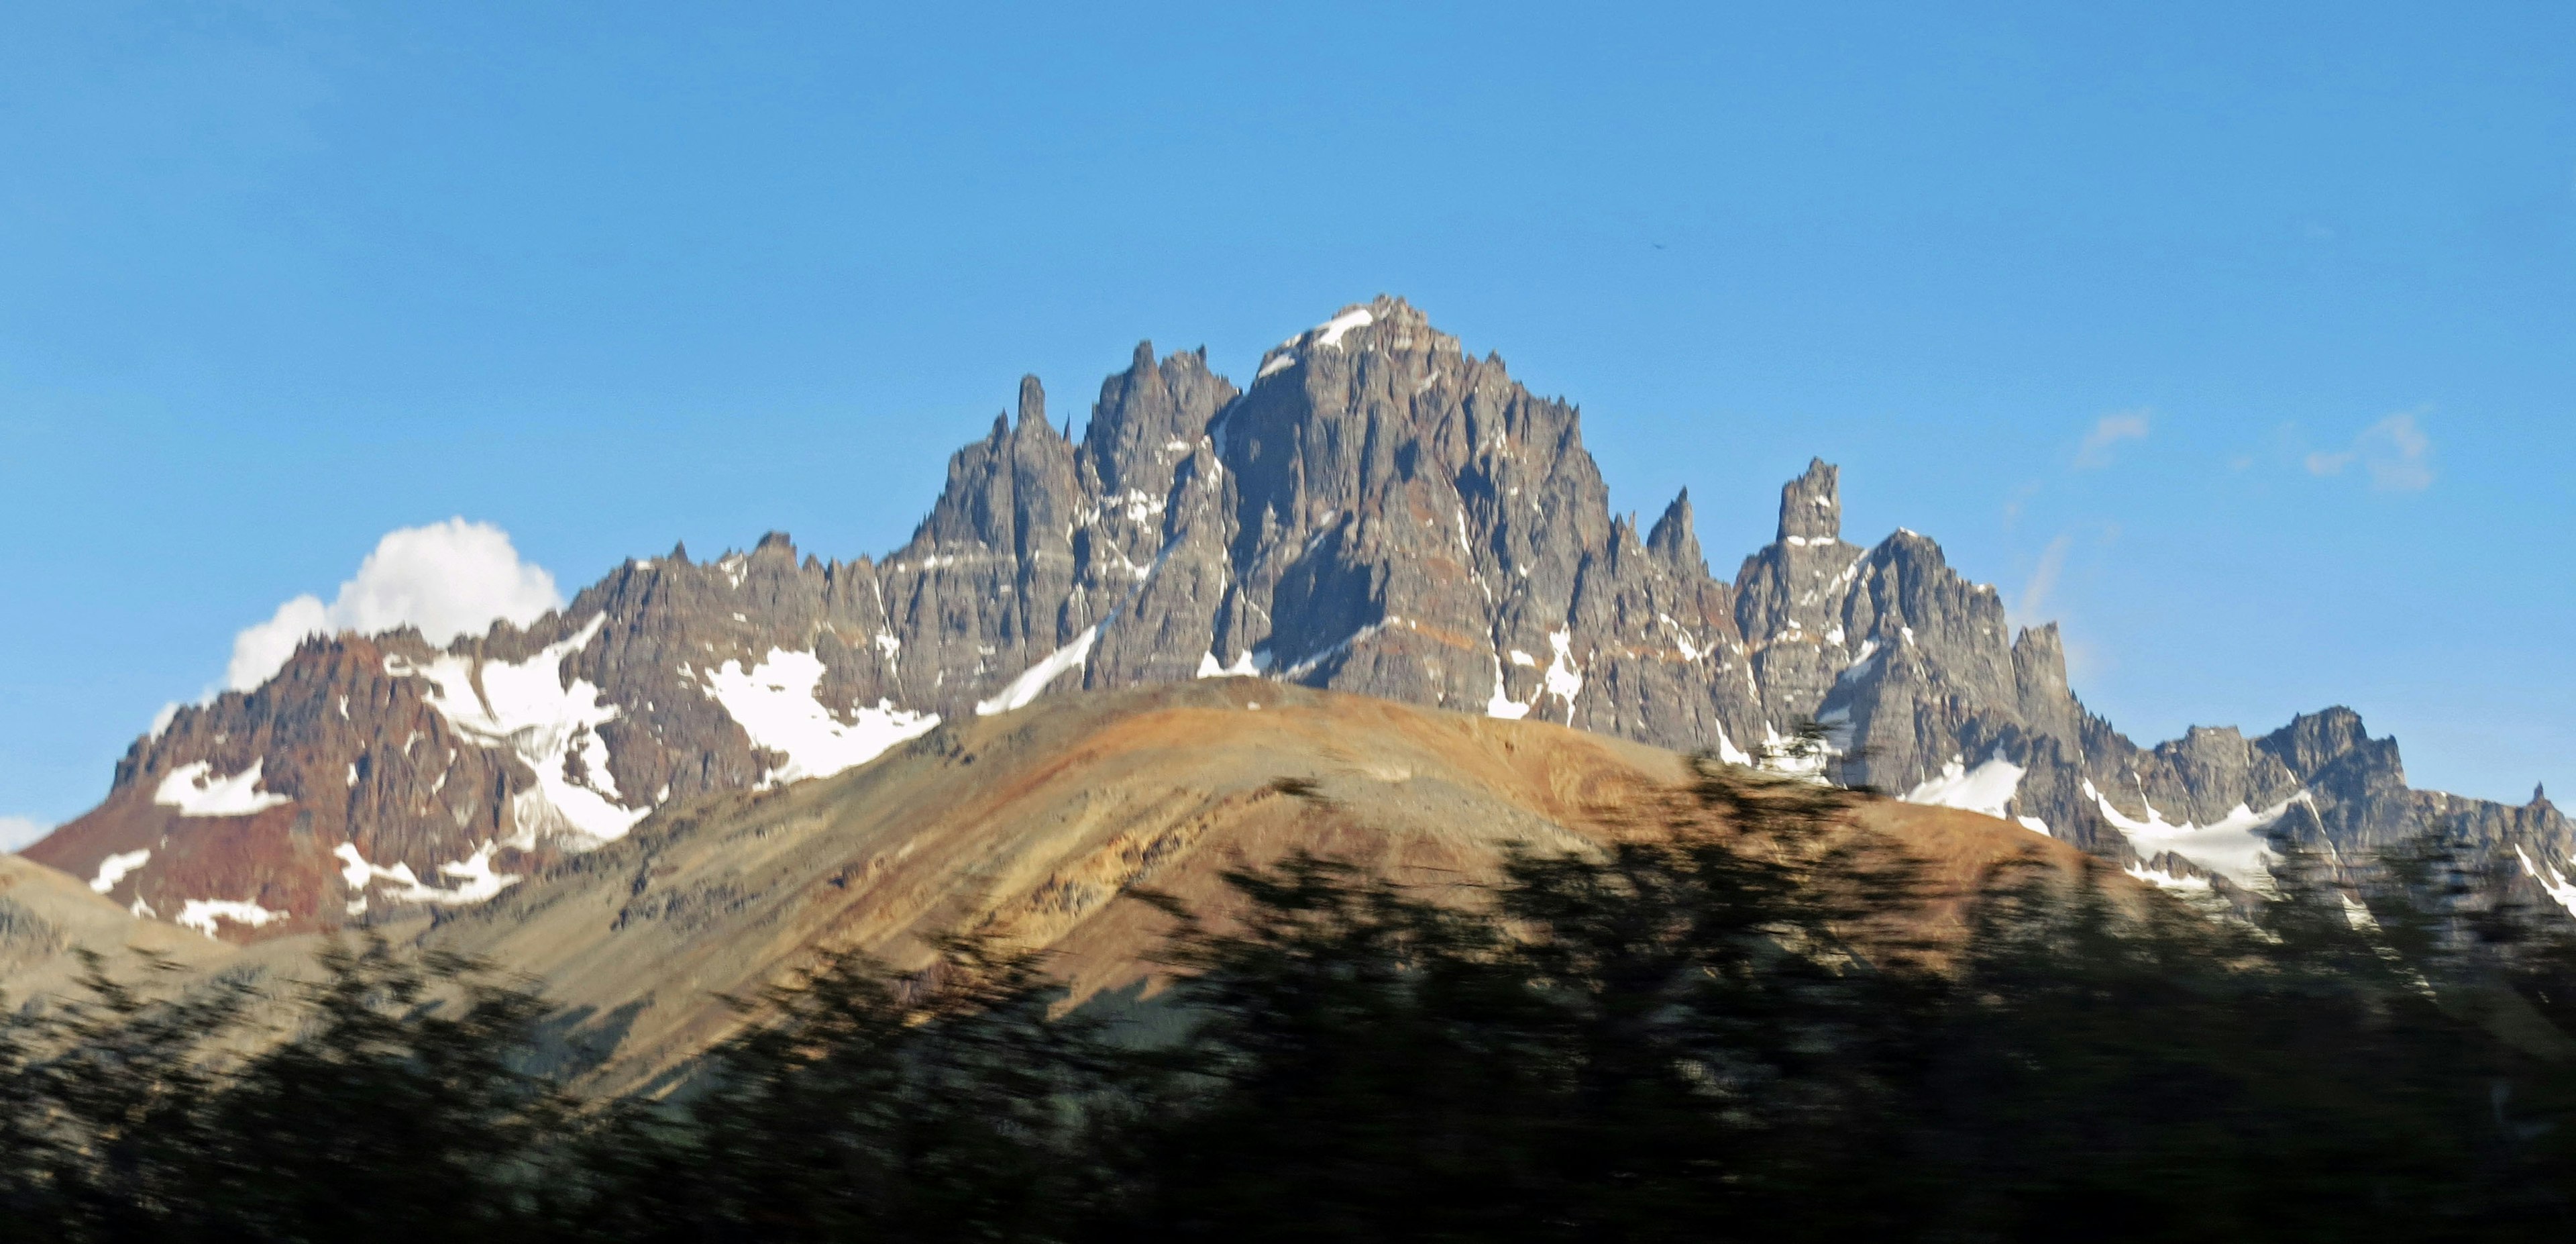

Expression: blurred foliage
xmin=7 ymin=767 xmax=2576 ymax=1240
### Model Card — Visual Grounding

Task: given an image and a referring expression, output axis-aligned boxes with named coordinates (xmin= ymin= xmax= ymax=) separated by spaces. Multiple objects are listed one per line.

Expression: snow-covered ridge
xmin=700 ymin=648 xmax=941 ymax=784
xmin=153 ymin=760 xmax=292 ymax=817
xmin=384 ymin=614 xmax=647 ymax=848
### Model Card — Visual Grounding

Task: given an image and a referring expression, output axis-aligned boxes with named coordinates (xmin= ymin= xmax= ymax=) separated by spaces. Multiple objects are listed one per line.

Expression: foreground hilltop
xmin=26 ymin=297 xmax=2573 ymax=936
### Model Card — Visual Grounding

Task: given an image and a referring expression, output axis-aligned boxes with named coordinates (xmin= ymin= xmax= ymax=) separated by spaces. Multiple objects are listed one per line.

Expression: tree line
xmin=6 ymin=763 xmax=2576 ymax=1242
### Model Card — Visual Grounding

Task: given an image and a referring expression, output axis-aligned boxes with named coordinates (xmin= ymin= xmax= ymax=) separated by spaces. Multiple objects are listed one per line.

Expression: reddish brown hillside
xmin=400 ymin=678 xmax=2090 ymax=1092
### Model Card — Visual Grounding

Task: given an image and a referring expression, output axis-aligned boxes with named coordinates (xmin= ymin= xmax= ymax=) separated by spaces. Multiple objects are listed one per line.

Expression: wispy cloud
xmin=0 ymin=816 xmax=50 ymax=853
xmin=2001 ymin=480 xmax=2042 ymax=527
xmin=2015 ymin=533 xmax=2074 ymax=622
xmin=2075 ymin=409 xmax=2150 ymax=470
xmin=2305 ymin=410 xmax=2433 ymax=493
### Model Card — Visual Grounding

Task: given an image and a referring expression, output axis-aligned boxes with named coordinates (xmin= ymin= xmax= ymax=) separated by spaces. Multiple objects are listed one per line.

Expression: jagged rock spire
xmin=1017 ymin=374 xmax=1046 ymax=428
xmin=1778 ymin=458 xmax=1839 ymax=542
xmin=1646 ymin=488 xmax=1705 ymax=574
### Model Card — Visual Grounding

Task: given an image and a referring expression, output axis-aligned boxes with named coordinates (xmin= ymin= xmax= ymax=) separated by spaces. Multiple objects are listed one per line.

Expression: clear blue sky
xmin=3 ymin=1 xmax=2571 ymax=829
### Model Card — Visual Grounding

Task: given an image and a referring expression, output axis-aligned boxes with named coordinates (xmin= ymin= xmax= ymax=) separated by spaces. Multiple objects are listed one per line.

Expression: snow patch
xmin=1713 ymin=724 xmax=1752 ymax=767
xmin=976 ymin=625 xmax=1100 ymax=716
xmin=1901 ymin=756 xmax=2027 ymax=821
xmin=89 ymin=849 xmax=150 ymax=894
xmin=2125 ymin=865 xmax=2213 ymax=894
xmin=1656 ymin=613 xmax=1706 ymax=662
xmin=1277 ymin=618 xmax=1402 ymax=682
xmin=1485 ymin=654 xmax=1531 ymax=721
xmin=1315 ymin=307 xmax=1374 ymax=348
xmin=1758 ymin=723 xmax=1835 ymax=784
xmin=384 ymin=615 xmax=645 ymax=848
xmin=700 ymin=648 xmax=941 ymax=784
xmin=1540 ymin=629 xmax=1584 ymax=722
xmin=153 ymin=760 xmax=293 ymax=817
xmin=1197 ymin=650 xmax=1266 ymax=679
xmin=2517 ymin=846 xmax=2576 ymax=919
xmin=333 ymin=841 xmax=521 ymax=906
xmin=2088 ymin=780 xmax=2296 ymax=893
xmin=176 ymin=898 xmax=285 ymax=938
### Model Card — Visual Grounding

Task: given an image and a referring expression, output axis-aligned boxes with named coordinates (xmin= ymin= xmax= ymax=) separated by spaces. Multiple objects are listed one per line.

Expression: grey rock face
xmin=32 ymin=297 xmax=2575 ymax=935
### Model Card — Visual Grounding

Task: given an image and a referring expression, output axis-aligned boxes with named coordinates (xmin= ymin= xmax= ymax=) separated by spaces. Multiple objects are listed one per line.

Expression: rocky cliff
xmin=29 ymin=297 xmax=2573 ymax=937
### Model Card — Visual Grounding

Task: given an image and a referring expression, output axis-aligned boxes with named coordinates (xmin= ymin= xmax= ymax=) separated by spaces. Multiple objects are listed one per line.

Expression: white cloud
xmin=224 ymin=519 xmax=562 ymax=691
xmin=2304 ymin=411 xmax=2433 ymax=493
xmin=2015 ymin=533 xmax=2074 ymax=623
xmin=227 ymin=595 xmax=332 ymax=693
xmin=0 ymin=816 xmax=50 ymax=853
xmin=2075 ymin=410 xmax=2150 ymax=469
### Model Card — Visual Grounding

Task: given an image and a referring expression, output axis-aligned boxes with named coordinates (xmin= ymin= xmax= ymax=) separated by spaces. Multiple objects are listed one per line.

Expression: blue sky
xmin=3 ymin=1 xmax=2571 ymax=831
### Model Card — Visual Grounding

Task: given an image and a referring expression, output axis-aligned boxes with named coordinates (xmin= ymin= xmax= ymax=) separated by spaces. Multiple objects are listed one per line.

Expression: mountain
xmin=0 ymin=678 xmax=2090 ymax=1092
xmin=25 ymin=296 xmax=2575 ymax=938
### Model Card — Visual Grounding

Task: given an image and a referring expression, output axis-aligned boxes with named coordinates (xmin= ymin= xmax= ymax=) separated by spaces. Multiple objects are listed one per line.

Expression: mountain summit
xmin=28 ymin=299 xmax=2575 ymax=937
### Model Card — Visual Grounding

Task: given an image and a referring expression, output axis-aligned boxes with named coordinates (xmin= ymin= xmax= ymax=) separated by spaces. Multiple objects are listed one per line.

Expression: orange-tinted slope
xmin=396 ymin=678 xmax=2088 ymax=1091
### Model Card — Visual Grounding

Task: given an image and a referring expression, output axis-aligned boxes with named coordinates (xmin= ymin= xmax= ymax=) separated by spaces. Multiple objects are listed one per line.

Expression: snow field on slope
xmin=153 ymin=760 xmax=292 ymax=817
xmin=89 ymin=848 xmax=150 ymax=893
xmin=176 ymin=898 xmax=284 ymax=938
xmin=2086 ymin=780 xmax=2300 ymax=892
xmin=1900 ymin=756 xmax=2028 ymax=823
xmin=977 ymin=626 xmax=1100 ymax=717
xmin=385 ymin=615 xmax=647 ymax=847
xmin=333 ymin=841 xmax=521 ymax=912
xmin=2516 ymin=846 xmax=2576 ymax=918
xmin=700 ymin=648 xmax=941 ymax=785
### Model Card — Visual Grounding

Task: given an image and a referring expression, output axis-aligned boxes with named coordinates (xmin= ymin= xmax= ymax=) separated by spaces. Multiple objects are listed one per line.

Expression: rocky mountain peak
xmin=1250 ymin=296 xmax=1462 ymax=385
xmin=1081 ymin=342 xmax=1235 ymax=501
xmin=1778 ymin=458 xmax=1841 ymax=543
xmin=30 ymin=298 xmax=2573 ymax=945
